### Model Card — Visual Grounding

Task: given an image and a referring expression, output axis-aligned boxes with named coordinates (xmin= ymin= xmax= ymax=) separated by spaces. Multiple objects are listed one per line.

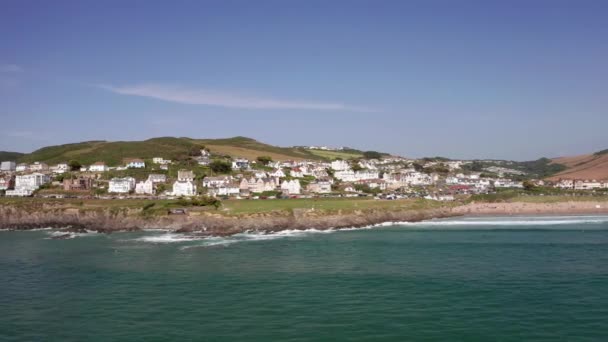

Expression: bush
xmin=209 ymin=160 xmax=232 ymax=174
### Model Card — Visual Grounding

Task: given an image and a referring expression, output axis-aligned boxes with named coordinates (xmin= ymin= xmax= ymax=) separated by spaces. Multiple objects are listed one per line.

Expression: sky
xmin=1 ymin=0 xmax=607 ymax=160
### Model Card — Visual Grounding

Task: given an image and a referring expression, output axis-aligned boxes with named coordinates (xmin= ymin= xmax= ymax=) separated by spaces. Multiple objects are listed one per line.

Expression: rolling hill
xmin=547 ymin=149 xmax=608 ymax=180
xmin=15 ymin=137 xmax=326 ymax=166
xmin=0 ymin=151 xmax=24 ymax=161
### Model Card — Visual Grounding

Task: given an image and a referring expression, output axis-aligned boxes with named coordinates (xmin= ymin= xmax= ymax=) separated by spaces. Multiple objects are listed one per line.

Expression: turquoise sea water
xmin=2 ymin=216 xmax=608 ymax=341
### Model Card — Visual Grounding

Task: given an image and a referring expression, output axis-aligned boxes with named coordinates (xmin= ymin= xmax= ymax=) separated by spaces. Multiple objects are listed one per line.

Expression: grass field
xmin=0 ymin=196 xmax=448 ymax=215
xmin=306 ymin=149 xmax=363 ymax=160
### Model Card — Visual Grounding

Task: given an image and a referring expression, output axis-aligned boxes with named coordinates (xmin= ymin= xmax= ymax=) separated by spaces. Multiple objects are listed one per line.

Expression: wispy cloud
xmin=98 ymin=83 xmax=375 ymax=112
xmin=0 ymin=64 xmax=23 ymax=73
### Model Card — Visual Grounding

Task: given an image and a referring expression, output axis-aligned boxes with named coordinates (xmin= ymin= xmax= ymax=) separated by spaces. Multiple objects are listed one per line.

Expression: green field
xmin=306 ymin=149 xmax=363 ymax=160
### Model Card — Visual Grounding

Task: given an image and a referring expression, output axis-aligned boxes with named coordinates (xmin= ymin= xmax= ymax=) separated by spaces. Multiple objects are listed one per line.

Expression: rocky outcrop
xmin=0 ymin=205 xmax=460 ymax=235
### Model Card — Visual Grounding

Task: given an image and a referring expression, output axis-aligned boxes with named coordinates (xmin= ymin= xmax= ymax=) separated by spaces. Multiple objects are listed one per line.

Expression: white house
xmin=203 ymin=176 xmax=231 ymax=188
xmin=16 ymin=163 xmax=29 ymax=172
xmin=334 ymin=170 xmax=356 ymax=182
xmin=232 ymin=158 xmax=250 ymax=170
xmin=152 ymin=157 xmax=171 ymax=165
xmin=574 ymin=180 xmax=603 ymax=190
xmin=15 ymin=173 xmax=50 ymax=191
xmin=0 ymin=161 xmax=16 ymax=171
xmin=5 ymin=188 xmax=34 ymax=197
xmin=172 ymin=180 xmax=197 ymax=197
xmin=53 ymin=162 xmax=70 ymax=174
xmin=178 ymin=170 xmax=195 ymax=182
xmin=270 ymin=169 xmax=286 ymax=178
xmin=209 ymin=183 xmax=240 ymax=197
xmin=29 ymin=162 xmax=49 ymax=171
xmin=109 ymin=177 xmax=136 ymax=193
xmin=89 ymin=162 xmax=108 ymax=172
xmin=290 ymin=167 xmax=304 ymax=178
xmin=307 ymin=180 xmax=332 ymax=194
xmin=331 ymin=160 xmax=351 ymax=171
xmin=147 ymin=174 xmax=167 ymax=183
xmin=125 ymin=159 xmax=145 ymax=169
xmin=135 ymin=180 xmax=155 ymax=195
xmin=494 ymin=179 xmax=523 ymax=188
xmin=281 ymin=179 xmax=301 ymax=195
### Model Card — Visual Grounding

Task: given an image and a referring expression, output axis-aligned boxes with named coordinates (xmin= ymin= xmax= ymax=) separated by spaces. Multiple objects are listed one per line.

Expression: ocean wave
xmin=399 ymin=216 xmax=608 ymax=227
xmin=134 ymin=233 xmax=203 ymax=243
xmin=44 ymin=230 xmax=100 ymax=239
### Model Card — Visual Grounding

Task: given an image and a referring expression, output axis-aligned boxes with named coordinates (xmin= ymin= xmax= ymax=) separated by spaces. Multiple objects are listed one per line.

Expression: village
xmin=1 ymin=147 xmax=607 ymax=202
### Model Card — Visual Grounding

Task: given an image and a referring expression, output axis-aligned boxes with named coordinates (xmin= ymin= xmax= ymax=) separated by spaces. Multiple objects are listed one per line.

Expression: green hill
xmin=0 ymin=151 xmax=25 ymax=161
xmin=16 ymin=137 xmax=326 ymax=166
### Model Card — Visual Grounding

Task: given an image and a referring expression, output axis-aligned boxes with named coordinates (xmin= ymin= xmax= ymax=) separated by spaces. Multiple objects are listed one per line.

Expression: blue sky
xmin=1 ymin=0 xmax=607 ymax=160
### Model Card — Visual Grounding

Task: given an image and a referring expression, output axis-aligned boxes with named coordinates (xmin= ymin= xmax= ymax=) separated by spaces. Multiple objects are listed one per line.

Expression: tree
xmin=209 ymin=160 xmax=232 ymax=174
xmin=362 ymin=151 xmax=382 ymax=159
xmin=257 ymin=156 xmax=273 ymax=165
xmin=188 ymin=145 xmax=204 ymax=157
xmin=523 ymin=180 xmax=536 ymax=191
xmin=68 ymin=160 xmax=82 ymax=171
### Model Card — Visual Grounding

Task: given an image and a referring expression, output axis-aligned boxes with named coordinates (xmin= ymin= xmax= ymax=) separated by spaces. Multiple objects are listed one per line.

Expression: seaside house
xmin=202 ymin=176 xmax=232 ymax=188
xmin=135 ymin=180 xmax=155 ymax=195
xmin=330 ymin=160 xmax=350 ymax=171
xmin=29 ymin=162 xmax=49 ymax=172
xmin=177 ymin=170 xmax=195 ymax=182
xmin=152 ymin=157 xmax=171 ymax=165
xmin=147 ymin=174 xmax=167 ymax=183
xmin=125 ymin=158 xmax=146 ymax=169
xmin=231 ymin=158 xmax=250 ymax=170
xmin=108 ymin=177 xmax=136 ymax=193
xmin=270 ymin=169 xmax=286 ymax=178
xmin=307 ymin=180 xmax=332 ymax=194
xmin=172 ymin=180 xmax=197 ymax=197
xmin=63 ymin=176 xmax=93 ymax=191
xmin=280 ymin=179 xmax=301 ymax=195
xmin=89 ymin=162 xmax=108 ymax=172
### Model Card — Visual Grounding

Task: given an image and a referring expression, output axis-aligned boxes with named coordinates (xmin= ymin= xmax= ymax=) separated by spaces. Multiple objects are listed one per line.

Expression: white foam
xmin=44 ymin=230 xmax=100 ymax=240
xmin=135 ymin=233 xmax=203 ymax=243
xmin=399 ymin=216 xmax=608 ymax=227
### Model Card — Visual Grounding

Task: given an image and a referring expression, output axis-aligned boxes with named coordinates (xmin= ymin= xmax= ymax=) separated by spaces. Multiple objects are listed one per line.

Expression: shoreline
xmin=2 ymin=200 xmax=608 ymax=236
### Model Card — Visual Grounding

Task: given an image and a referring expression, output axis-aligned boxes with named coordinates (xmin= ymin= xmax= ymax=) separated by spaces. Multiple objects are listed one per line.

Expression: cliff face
xmin=0 ymin=205 xmax=459 ymax=235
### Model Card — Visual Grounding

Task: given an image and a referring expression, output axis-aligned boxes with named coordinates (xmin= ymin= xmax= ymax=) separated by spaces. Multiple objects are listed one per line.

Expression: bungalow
xmin=307 ymin=180 xmax=332 ymax=194
xmin=574 ymin=180 xmax=603 ymax=190
xmin=280 ymin=179 xmax=301 ymax=195
xmin=125 ymin=158 xmax=145 ymax=169
xmin=195 ymin=156 xmax=211 ymax=166
xmin=89 ymin=162 xmax=108 ymax=172
xmin=135 ymin=180 xmax=155 ymax=195
xmin=5 ymin=188 xmax=34 ymax=197
xmin=172 ymin=180 xmax=197 ymax=197
xmin=108 ymin=177 xmax=136 ymax=193
xmin=152 ymin=157 xmax=171 ymax=165
xmin=494 ymin=179 xmax=524 ymax=188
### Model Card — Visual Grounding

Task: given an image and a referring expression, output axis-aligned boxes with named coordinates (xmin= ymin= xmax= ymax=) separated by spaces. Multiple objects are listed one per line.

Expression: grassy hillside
xmin=306 ymin=149 xmax=363 ymax=160
xmin=0 ymin=151 xmax=24 ymax=161
xmin=548 ymin=149 xmax=608 ymax=180
xmin=16 ymin=137 xmax=326 ymax=166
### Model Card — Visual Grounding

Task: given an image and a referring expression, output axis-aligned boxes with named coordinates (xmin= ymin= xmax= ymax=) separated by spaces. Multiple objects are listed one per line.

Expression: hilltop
xmin=547 ymin=149 xmax=608 ymax=180
xmin=14 ymin=137 xmax=338 ymax=165
xmin=0 ymin=151 xmax=24 ymax=161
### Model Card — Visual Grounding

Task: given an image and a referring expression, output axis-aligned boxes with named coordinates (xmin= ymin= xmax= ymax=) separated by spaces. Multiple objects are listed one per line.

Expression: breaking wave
xmin=399 ymin=216 xmax=608 ymax=227
xmin=45 ymin=230 xmax=100 ymax=239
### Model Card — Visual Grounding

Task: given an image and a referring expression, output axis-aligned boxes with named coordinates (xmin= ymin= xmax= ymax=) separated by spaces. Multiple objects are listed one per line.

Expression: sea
xmin=2 ymin=215 xmax=608 ymax=341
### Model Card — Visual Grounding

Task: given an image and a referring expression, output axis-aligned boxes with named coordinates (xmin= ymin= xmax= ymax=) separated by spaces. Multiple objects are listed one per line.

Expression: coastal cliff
xmin=2 ymin=199 xmax=608 ymax=235
xmin=0 ymin=204 xmax=459 ymax=235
